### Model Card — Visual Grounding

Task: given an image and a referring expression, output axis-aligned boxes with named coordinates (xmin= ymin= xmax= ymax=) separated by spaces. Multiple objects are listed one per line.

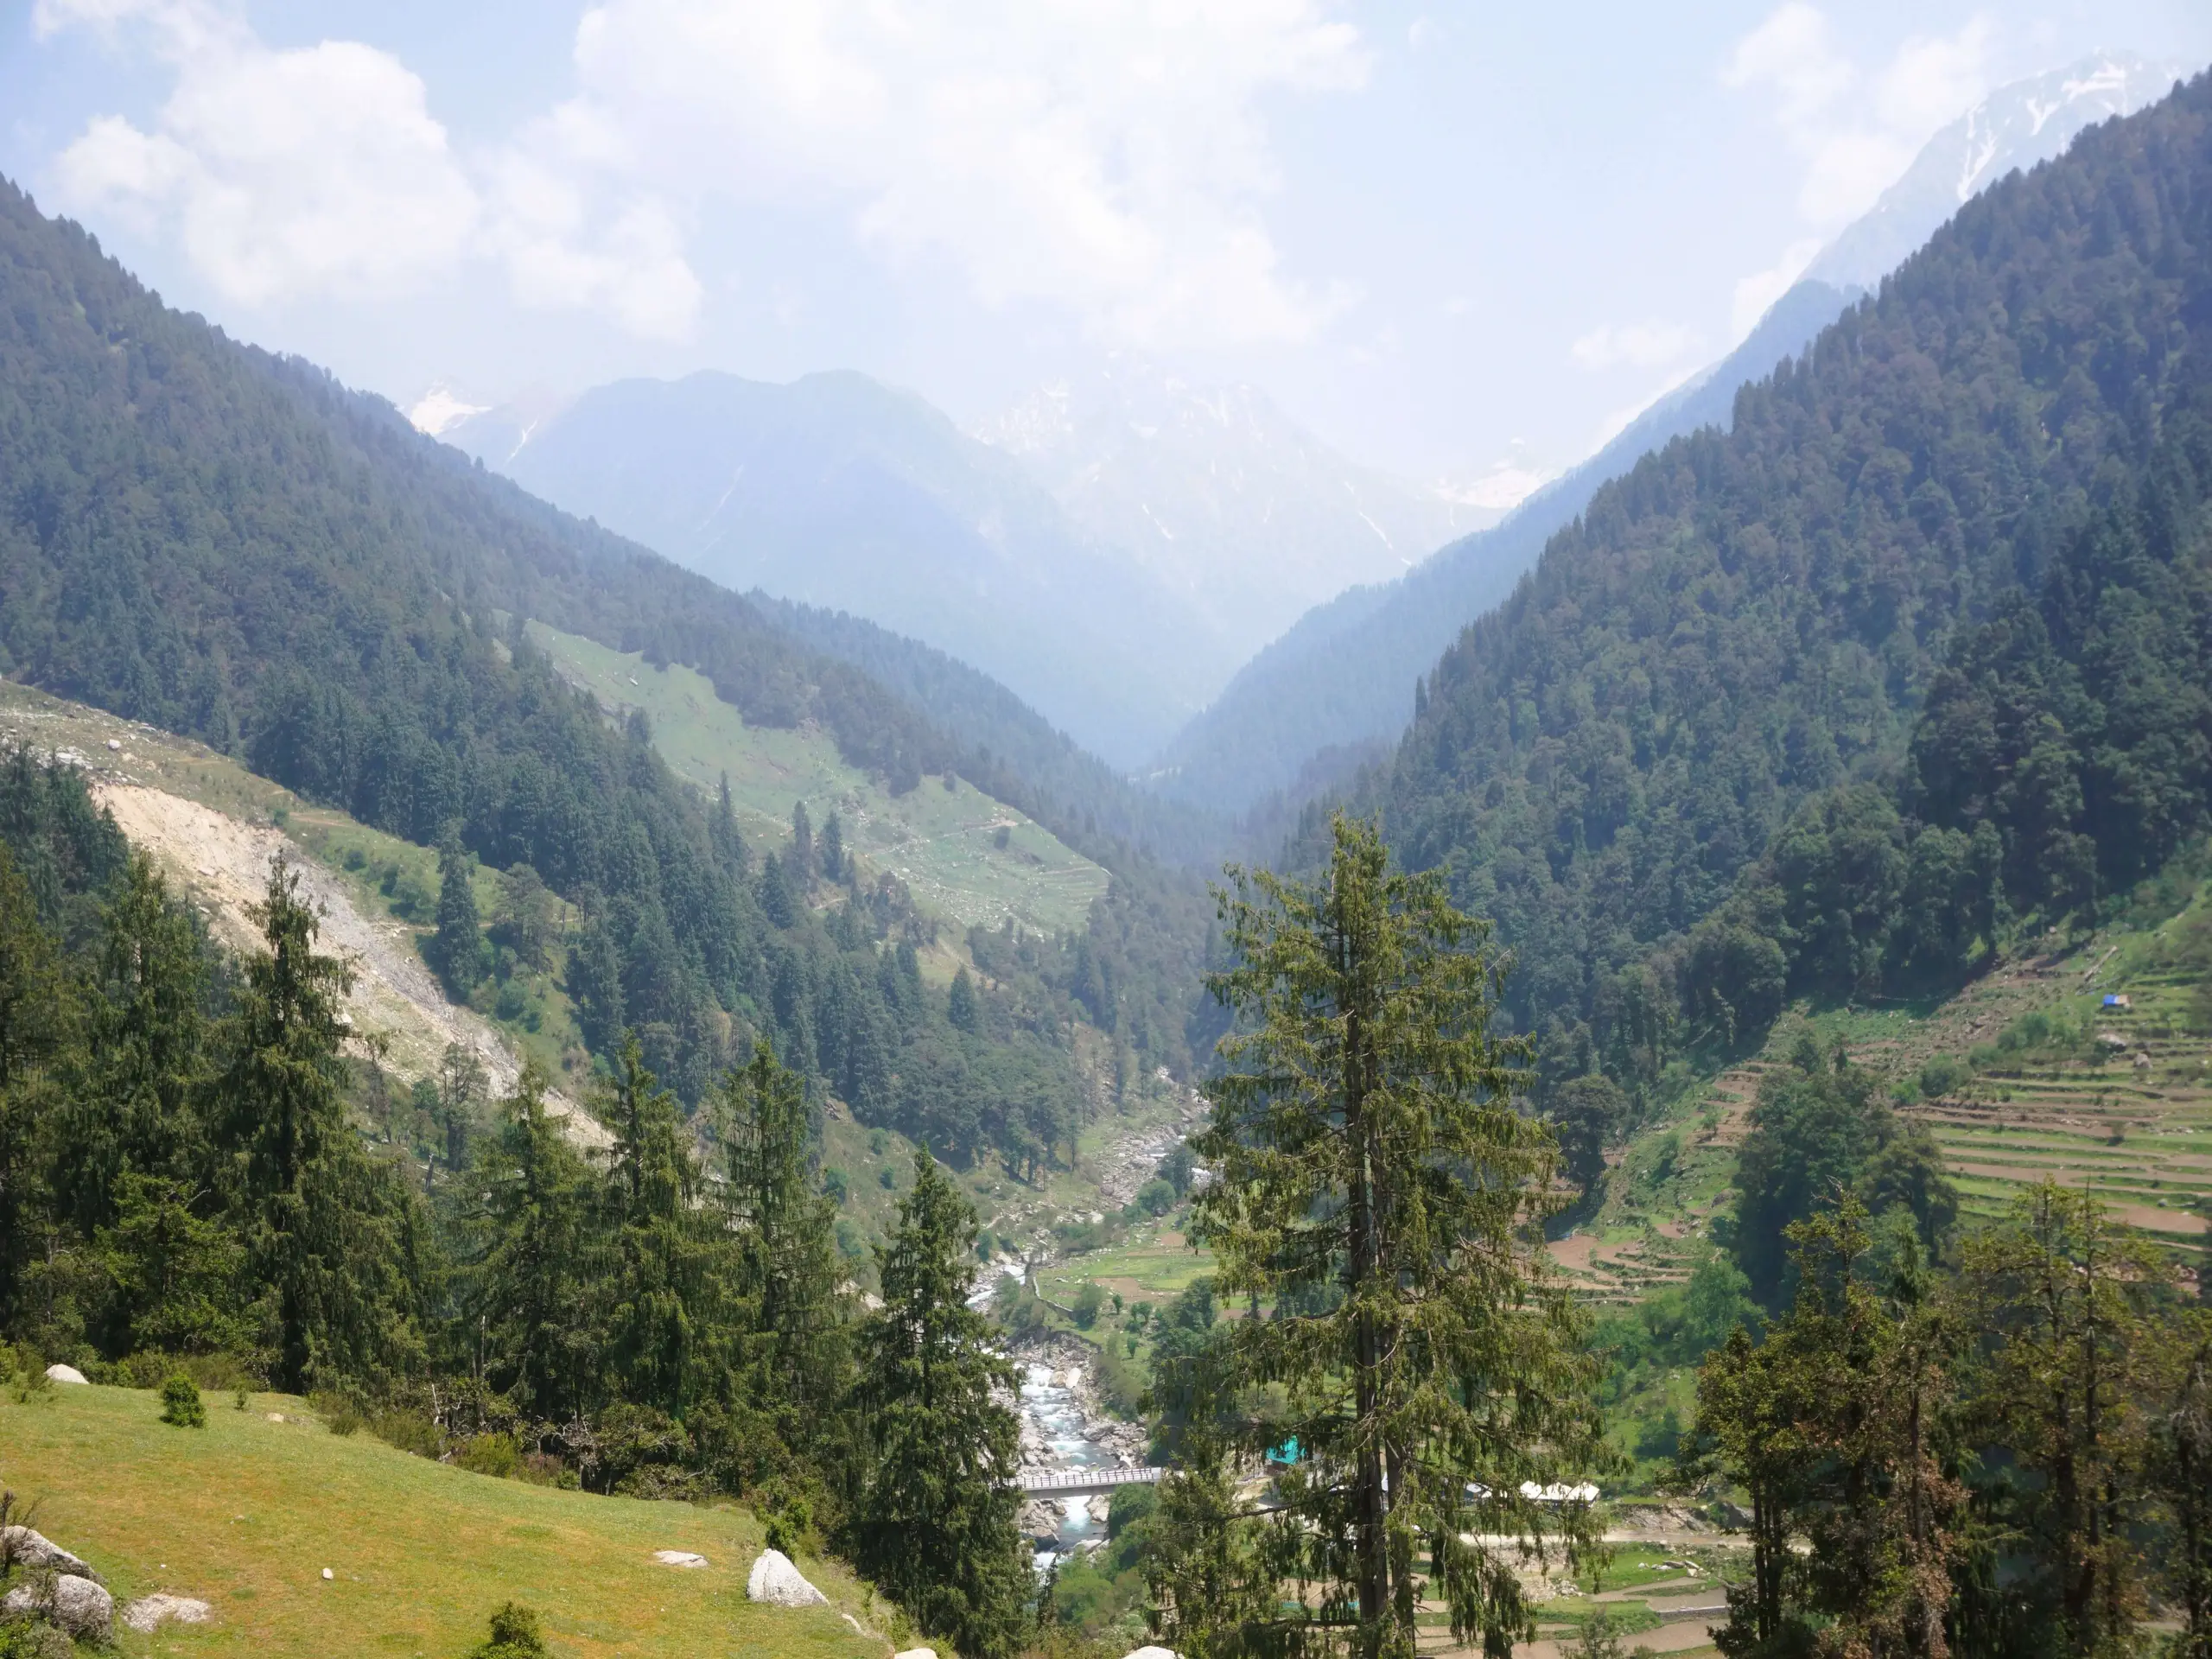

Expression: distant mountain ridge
xmin=1149 ymin=49 xmax=2193 ymax=818
xmin=442 ymin=370 xmax=1219 ymax=768
xmin=974 ymin=361 xmax=1484 ymax=667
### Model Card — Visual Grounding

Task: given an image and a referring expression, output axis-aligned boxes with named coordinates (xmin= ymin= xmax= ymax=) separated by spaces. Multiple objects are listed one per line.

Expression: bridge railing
xmin=1017 ymin=1465 xmax=1165 ymax=1494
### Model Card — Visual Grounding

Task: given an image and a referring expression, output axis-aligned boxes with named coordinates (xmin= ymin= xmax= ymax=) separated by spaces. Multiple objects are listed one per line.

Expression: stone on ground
xmin=652 ymin=1549 xmax=709 ymax=1567
xmin=1121 ymin=1649 xmax=1179 ymax=1659
xmin=123 ymin=1592 xmax=214 ymax=1632
xmin=893 ymin=1649 xmax=938 ymax=1659
xmin=3 ymin=1573 xmax=115 ymax=1641
xmin=41 ymin=1363 xmax=88 ymax=1386
xmin=0 ymin=1528 xmax=102 ymax=1581
xmin=745 ymin=1548 xmax=828 ymax=1607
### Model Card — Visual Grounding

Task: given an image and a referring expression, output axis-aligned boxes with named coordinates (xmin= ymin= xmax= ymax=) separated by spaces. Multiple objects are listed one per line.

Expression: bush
xmin=310 ymin=1389 xmax=365 ymax=1436
xmin=159 ymin=1372 xmax=206 ymax=1427
xmin=369 ymin=1406 xmax=443 ymax=1458
xmin=1071 ymin=1282 xmax=1107 ymax=1330
xmin=455 ymin=1433 xmax=522 ymax=1478
xmin=1135 ymin=1177 xmax=1176 ymax=1217
xmin=467 ymin=1601 xmax=548 ymax=1659
xmin=1918 ymin=1054 xmax=1971 ymax=1099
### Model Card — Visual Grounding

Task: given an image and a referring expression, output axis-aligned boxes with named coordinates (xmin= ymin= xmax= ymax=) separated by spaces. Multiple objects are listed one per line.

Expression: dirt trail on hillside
xmin=94 ymin=782 xmax=609 ymax=1152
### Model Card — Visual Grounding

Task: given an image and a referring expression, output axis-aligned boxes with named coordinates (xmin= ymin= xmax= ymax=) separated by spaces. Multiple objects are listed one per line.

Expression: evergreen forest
xmin=3 ymin=46 xmax=2212 ymax=1659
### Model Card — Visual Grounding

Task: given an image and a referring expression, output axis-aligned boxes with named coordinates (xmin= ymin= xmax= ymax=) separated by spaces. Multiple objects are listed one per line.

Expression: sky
xmin=5 ymin=0 xmax=2210 ymax=489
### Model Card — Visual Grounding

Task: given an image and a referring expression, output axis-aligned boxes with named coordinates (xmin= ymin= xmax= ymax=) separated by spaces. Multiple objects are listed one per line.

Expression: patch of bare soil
xmin=93 ymin=782 xmax=608 ymax=1151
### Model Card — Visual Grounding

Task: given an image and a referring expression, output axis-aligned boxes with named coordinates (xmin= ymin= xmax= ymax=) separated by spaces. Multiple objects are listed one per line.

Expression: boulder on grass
xmin=0 ymin=1529 xmax=102 ymax=1582
xmin=41 ymin=1364 xmax=87 ymax=1386
xmin=893 ymin=1649 xmax=938 ymax=1659
xmin=745 ymin=1548 xmax=827 ymax=1607
xmin=4 ymin=1573 xmax=116 ymax=1642
xmin=1122 ymin=1649 xmax=1179 ymax=1659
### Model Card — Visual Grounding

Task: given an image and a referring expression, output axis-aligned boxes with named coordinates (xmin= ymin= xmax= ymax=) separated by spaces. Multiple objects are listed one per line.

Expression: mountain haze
xmin=1153 ymin=51 xmax=2192 ymax=818
xmin=976 ymin=362 xmax=1481 ymax=668
xmin=443 ymin=371 xmax=1221 ymax=767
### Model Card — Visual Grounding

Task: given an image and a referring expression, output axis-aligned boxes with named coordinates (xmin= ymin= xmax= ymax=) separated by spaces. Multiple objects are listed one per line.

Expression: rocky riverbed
xmin=1011 ymin=1331 xmax=1149 ymax=1567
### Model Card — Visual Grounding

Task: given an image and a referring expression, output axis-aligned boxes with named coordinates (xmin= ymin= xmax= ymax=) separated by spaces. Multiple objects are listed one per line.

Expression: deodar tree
xmin=1158 ymin=811 xmax=1605 ymax=1659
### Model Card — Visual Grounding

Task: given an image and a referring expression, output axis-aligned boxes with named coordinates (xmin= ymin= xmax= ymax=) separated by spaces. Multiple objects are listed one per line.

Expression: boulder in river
xmin=4 ymin=1573 xmax=115 ymax=1642
xmin=746 ymin=1548 xmax=828 ymax=1607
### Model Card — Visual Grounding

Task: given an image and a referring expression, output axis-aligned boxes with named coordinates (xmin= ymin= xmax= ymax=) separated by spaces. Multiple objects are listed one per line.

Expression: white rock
xmin=42 ymin=1363 xmax=88 ymax=1386
xmin=745 ymin=1548 xmax=828 ymax=1607
xmin=1 ymin=1527 xmax=102 ymax=1581
xmin=321 ymin=1567 xmax=334 ymax=1580
xmin=4 ymin=1574 xmax=115 ymax=1641
xmin=124 ymin=1592 xmax=214 ymax=1632
xmin=893 ymin=1650 xmax=938 ymax=1659
xmin=267 ymin=1412 xmax=287 ymax=1421
xmin=652 ymin=1549 xmax=709 ymax=1568
xmin=1122 ymin=1649 xmax=1179 ymax=1659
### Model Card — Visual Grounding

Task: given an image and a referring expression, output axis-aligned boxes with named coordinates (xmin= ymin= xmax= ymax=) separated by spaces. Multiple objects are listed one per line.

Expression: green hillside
xmin=0 ymin=1382 xmax=879 ymax=1657
xmin=527 ymin=622 xmax=1108 ymax=937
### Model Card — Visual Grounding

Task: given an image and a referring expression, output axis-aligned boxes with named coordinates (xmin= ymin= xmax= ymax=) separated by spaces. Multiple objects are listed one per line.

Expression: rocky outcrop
xmin=4 ymin=1573 xmax=115 ymax=1642
xmin=0 ymin=1529 xmax=101 ymax=1581
xmin=745 ymin=1548 xmax=828 ymax=1607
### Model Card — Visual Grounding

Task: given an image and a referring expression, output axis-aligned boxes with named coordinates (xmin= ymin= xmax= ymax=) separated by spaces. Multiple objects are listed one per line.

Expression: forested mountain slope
xmin=1151 ymin=282 xmax=1859 ymax=816
xmin=0 ymin=175 xmax=1205 ymax=1163
xmin=746 ymin=590 xmax=1231 ymax=868
xmin=1156 ymin=52 xmax=2186 ymax=820
xmin=1370 ymin=69 xmax=2212 ymax=1083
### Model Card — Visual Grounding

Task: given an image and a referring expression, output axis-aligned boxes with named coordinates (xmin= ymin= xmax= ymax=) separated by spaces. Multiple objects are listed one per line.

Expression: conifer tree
xmin=0 ymin=841 xmax=69 ymax=1330
xmin=720 ymin=1040 xmax=849 ymax=1471
xmin=1169 ymin=811 xmax=1605 ymax=1659
xmin=471 ymin=1061 xmax=596 ymax=1421
xmin=946 ymin=966 xmax=979 ymax=1034
xmin=600 ymin=1032 xmax=727 ymax=1414
xmin=68 ymin=855 xmax=212 ymax=1230
xmin=431 ymin=824 xmax=483 ymax=992
xmin=219 ymin=857 xmax=417 ymax=1391
xmin=820 ymin=810 xmax=843 ymax=882
xmin=791 ymin=802 xmax=814 ymax=884
xmin=855 ymin=1150 xmax=1027 ymax=1659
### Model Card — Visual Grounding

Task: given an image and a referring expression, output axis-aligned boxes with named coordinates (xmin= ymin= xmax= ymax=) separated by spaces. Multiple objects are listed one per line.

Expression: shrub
xmin=159 ymin=1372 xmax=206 ymax=1427
xmin=310 ymin=1389 xmax=364 ymax=1436
xmin=1918 ymin=1054 xmax=1971 ymax=1099
xmin=455 ymin=1433 xmax=522 ymax=1478
xmin=467 ymin=1601 xmax=548 ymax=1659
xmin=369 ymin=1407 xmax=443 ymax=1458
xmin=1071 ymin=1282 xmax=1107 ymax=1330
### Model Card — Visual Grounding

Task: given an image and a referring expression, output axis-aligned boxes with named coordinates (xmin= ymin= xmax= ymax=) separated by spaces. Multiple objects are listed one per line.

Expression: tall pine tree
xmin=219 ymin=858 xmax=420 ymax=1391
xmin=854 ymin=1150 xmax=1027 ymax=1659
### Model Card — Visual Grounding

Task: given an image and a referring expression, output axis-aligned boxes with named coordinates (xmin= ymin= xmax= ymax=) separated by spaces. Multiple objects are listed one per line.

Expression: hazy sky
xmin=6 ymin=1 xmax=2209 ymax=485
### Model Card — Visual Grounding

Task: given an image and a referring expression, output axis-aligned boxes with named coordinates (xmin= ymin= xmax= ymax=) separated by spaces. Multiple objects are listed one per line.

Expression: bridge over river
xmin=1016 ymin=1465 xmax=1166 ymax=1499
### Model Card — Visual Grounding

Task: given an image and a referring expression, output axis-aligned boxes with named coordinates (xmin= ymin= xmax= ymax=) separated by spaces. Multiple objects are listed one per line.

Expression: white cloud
xmin=530 ymin=0 xmax=1370 ymax=351
xmin=38 ymin=0 xmax=1367 ymax=350
xmin=1570 ymin=320 xmax=1702 ymax=372
xmin=1730 ymin=236 xmax=1821 ymax=339
xmin=1723 ymin=4 xmax=1993 ymax=230
xmin=42 ymin=0 xmax=478 ymax=305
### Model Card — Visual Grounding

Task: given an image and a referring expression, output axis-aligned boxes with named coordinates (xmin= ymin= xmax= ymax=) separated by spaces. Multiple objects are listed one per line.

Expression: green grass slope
xmin=527 ymin=621 xmax=1109 ymax=937
xmin=0 ymin=1383 xmax=879 ymax=1657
